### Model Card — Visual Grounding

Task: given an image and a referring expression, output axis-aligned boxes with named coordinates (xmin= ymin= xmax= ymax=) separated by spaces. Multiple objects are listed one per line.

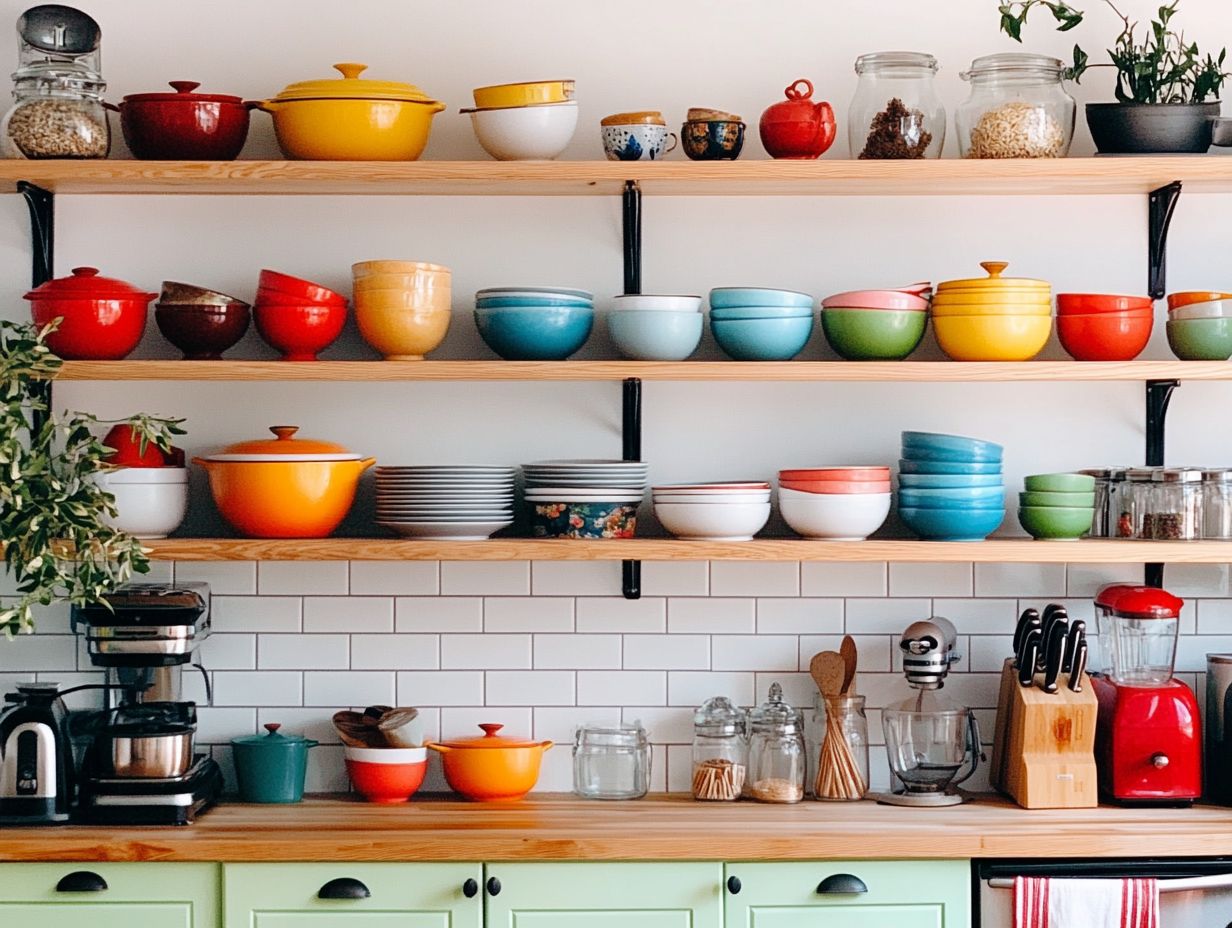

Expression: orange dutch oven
xmin=426 ymin=724 xmax=553 ymax=801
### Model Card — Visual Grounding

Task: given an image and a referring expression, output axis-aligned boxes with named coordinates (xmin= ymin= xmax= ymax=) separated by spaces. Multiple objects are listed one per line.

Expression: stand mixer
xmin=878 ymin=617 xmax=983 ymax=807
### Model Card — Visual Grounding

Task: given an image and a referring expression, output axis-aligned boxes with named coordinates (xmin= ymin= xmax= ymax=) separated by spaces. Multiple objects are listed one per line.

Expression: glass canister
xmin=745 ymin=683 xmax=805 ymax=803
xmin=812 ymin=693 xmax=869 ymax=801
xmin=572 ymin=722 xmax=651 ymax=800
xmin=691 ymin=696 xmax=747 ymax=801
xmin=956 ymin=53 xmax=1075 ymax=158
xmin=3 ymin=62 xmax=109 ymax=159
xmin=1080 ymin=467 xmax=1127 ymax=538
xmin=1118 ymin=467 xmax=1157 ymax=539
xmin=1146 ymin=468 xmax=1203 ymax=540
xmin=849 ymin=51 xmax=945 ymax=159
xmin=1203 ymin=470 xmax=1232 ymax=540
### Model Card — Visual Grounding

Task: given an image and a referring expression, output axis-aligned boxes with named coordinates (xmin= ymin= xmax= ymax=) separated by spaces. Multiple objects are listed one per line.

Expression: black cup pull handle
xmin=486 ymin=876 xmax=502 ymax=897
xmin=726 ymin=876 xmax=742 ymax=895
xmin=463 ymin=878 xmax=479 ymax=898
xmin=317 ymin=877 xmax=371 ymax=900
xmin=56 ymin=871 xmax=108 ymax=893
xmin=817 ymin=874 xmax=868 ymax=895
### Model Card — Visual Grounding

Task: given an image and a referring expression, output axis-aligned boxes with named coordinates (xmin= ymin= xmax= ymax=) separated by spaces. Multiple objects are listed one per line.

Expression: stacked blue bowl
xmin=475 ymin=287 xmax=595 ymax=360
xmin=897 ymin=431 xmax=1006 ymax=541
xmin=709 ymin=287 xmax=815 ymax=360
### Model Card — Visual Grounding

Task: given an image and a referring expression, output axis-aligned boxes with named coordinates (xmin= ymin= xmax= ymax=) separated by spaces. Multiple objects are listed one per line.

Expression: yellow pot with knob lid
xmin=256 ymin=63 xmax=445 ymax=161
xmin=932 ymin=261 xmax=1053 ymax=316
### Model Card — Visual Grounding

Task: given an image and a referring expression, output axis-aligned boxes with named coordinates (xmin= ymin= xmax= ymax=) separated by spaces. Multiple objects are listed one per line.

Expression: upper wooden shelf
xmin=54 ymin=359 xmax=1232 ymax=383
xmin=3 ymin=157 xmax=1229 ymax=197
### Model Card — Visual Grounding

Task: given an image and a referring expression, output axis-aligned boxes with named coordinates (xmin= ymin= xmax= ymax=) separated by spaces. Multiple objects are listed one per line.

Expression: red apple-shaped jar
xmin=759 ymin=79 xmax=836 ymax=159
xmin=25 ymin=267 xmax=155 ymax=360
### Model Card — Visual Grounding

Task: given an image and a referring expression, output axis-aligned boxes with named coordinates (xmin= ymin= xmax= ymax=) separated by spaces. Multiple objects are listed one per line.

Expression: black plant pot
xmin=1086 ymin=102 xmax=1220 ymax=154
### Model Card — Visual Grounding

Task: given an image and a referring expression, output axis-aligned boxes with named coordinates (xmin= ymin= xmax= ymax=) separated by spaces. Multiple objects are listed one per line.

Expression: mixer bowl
xmin=881 ymin=706 xmax=979 ymax=794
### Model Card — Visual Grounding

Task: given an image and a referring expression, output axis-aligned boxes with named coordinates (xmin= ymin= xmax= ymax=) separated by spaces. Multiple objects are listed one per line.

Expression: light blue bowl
xmin=477 ymin=295 xmax=594 ymax=309
xmin=898 ymin=473 xmax=1004 ymax=489
xmin=474 ymin=305 xmax=595 ymax=360
xmin=710 ymin=314 xmax=815 ymax=361
xmin=710 ymin=287 xmax=813 ymax=309
xmin=898 ymin=491 xmax=1007 ymax=510
xmin=710 ymin=305 xmax=815 ymax=320
xmin=898 ymin=458 xmax=1003 ymax=476
xmin=899 ymin=506 xmax=1005 ymax=541
xmin=477 ymin=287 xmax=593 ymax=301
xmin=901 ymin=431 xmax=1004 ymax=463
xmin=607 ymin=310 xmax=703 ymax=361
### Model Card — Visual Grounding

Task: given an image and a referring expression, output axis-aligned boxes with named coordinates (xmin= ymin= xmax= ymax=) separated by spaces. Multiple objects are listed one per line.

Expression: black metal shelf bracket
xmin=620 ymin=180 xmax=644 ymax=599
xmin=622 ymin=180 xmax=642 ymax=296
xmin=1148 ymin=181 xmax=1182 ymax=300
xmin=18 ymin=181 xmax=54 ymax=439
xmin=1144 ymin=378 xmax=1180 ymax=588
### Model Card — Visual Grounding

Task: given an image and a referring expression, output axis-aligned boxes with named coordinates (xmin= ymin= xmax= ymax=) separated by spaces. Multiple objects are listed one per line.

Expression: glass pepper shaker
xmin=812 ymin=692 xmax=869 ymax=801
xmin=691 ymin=696 xmax=747 ymax=801
xmin=745 ymin=683 xmax=805 ymax=803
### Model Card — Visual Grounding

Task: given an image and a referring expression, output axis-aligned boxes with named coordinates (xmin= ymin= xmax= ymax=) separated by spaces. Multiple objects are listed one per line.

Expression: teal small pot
xmin=821 ymin=308 xmax=927 ymax=361
xmin=1166 ymin=318 xmax=1232 ymax=361
xmin=231 ymin=723 xmax=318 ymax=803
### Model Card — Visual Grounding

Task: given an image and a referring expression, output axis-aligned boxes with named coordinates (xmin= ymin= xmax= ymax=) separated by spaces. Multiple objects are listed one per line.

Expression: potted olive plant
xmin=1 ymin=320 xmax=184 ymax=634
xmin=998 ymin=0 xmax=1229 ymax=153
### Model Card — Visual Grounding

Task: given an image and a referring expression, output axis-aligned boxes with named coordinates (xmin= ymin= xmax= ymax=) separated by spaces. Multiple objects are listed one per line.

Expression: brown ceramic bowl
xmin=155 ymin=302 xmax=251 ymax=360
xmin=160 ymin=280 xmax=249 ymax=306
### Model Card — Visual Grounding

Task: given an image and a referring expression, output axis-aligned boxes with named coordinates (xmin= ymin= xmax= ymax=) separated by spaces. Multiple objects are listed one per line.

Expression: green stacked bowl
xmin=1018 ymin=472 xmax=1096 ymax=540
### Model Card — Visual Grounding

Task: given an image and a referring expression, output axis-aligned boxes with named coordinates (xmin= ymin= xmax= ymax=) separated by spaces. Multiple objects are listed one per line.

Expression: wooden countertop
xmin=1 ymin=794 xmax=1231 ymax=862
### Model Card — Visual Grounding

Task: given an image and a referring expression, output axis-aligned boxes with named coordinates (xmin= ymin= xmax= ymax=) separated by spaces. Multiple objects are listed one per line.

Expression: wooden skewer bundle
xmin=691 ymin=758 xmax=746 ymax=801
xmin=809 ymin=637 xmax=868 ymax=801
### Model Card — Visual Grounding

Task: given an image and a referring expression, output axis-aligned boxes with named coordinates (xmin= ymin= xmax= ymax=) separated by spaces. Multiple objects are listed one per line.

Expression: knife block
xmin=992 ymin=659 xmax=1099 ymax=809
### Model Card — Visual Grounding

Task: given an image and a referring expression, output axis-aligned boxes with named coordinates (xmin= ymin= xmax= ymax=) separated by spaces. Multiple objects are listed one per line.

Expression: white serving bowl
xmin=611 ymin=295 xmax=703 ymax=313
xmin=652 ymin=493 xmax=771 ymax=505
xmin=1168 ymin=298 xmax=1232 ymax=321
xmin=343 ymin=746 xmax=427 ymax=764
xmin=468 ymin=102 xmax=578 ymax=161
xmin=95 ymin=468 xmax=188 ymax=539
xmin=779 ymin=492 xmax=891 ymax=540
xmin=654 ymin=501 xmax=771 ymax=541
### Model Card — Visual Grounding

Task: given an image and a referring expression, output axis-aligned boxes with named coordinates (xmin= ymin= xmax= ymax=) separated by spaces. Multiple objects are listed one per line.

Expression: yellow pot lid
xmin=203 ymin=426 xmax=363 ymax=462
xmin=270 ymin=63 xmax=439 ymax=105
xmin=936 ymin=261 xmax=1050 ymax=292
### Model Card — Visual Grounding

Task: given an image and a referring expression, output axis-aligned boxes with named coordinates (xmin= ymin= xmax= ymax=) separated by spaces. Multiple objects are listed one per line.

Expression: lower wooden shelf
xmin=142 ymin=537 xmax=1232 ymax=563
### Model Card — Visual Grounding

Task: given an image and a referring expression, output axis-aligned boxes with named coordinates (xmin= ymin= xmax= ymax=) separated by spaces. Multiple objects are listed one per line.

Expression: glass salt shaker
xmin=848 ymin=51 xmax=945 ymax=159
xmin=812 ymin=692 xmax=869 ymax=801
xmin=745 ymin=683 xmax=805 ymax=804
xmin=1203 ymin=469 xmax=1232 ymax=540
xmin=691 ymin=696 xmax=747 ymax=801
xmin=573 ymin=722 xmax=651 ymax=800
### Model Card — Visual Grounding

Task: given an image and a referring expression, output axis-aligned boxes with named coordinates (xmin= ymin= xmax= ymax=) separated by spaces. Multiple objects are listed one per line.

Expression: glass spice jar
xmin=1147 ymin=468 xmax=1203 ymax=540
xmin=573 ymin=722 xmax=651 ymax=800
xmin=1081 ymin=467 xmax=1128 ymax=538
xmin=691 ymin=696 xmax=747 ymax=801
xmin=745 ymin=683 xmax=805 ymax=804
xmin=3 ymin=62 xmax=109 ymax=159
xmin=956 ymin=53 xmax=1075 ymax=159
xmin=848 ymin=51 xmax=945 ymax=159
xmin=1119 ymin=467 xmax=1158 ymax=539
xmin=1203 ymin=469 xmax=1232 ymax=540
xmin=812 ymin=693 xmax=869 ymax=801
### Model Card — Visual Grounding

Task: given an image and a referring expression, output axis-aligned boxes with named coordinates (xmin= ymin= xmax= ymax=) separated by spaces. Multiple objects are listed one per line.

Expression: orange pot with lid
xmin=426 ymin=723 xmax=553 ymax=801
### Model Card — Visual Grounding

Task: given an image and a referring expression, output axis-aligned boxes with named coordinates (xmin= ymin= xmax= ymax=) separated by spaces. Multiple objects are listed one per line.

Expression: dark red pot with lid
xmin=117 ymin=80 xmax=253 ymax=160
xmin=25 ymin=267 xmax=156 ymax=360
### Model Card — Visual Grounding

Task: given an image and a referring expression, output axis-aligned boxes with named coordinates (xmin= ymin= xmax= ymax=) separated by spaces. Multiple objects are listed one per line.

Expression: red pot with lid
xmin=25 ymin=267 xmax=155 ymax=360
xmin=117 ymin=81 xmax=252 ymax=160
xmin=758 ymin=78 xmax=836 ymax=159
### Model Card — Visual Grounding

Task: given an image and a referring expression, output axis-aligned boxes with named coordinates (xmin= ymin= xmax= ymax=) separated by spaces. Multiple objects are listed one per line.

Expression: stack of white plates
xmin=375 ymin=466 xmax=515 ymax=540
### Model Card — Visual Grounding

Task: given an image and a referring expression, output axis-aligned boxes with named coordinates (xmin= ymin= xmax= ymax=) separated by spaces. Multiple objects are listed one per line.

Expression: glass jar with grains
xmin=849 ymin=51 xmax=945 ymax=159
xmin=691 ymin=696 xmax=747 ymax=801
xmin=956 ymin=53 xmax=1075 ymax=159
xmin=745 ymin=683 xmax=805 ymax=803
xmin=2 ymin=62 xmax=110 ymax=159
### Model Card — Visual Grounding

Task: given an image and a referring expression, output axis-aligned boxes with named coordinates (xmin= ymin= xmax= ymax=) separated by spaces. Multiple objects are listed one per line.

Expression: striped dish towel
xmin=1014 ymin=876 xmax=1158 ymax=928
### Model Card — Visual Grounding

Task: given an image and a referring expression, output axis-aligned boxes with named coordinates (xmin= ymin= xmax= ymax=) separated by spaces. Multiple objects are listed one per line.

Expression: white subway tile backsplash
xmin=668 ymin=598 xmax=755 ymax=634
xmin=932 ymin=598 xmax=1019 ymax=632
xmin=757 ymin=599 xmax=843 ymax=634
xmin=1067 ymin=563 xmax=1136 ymax=597
xmin=624 ymin=635 xmax=709 ymax=670
xmin=888 ymin=562 xmax=973 ymax=597
xmin=213 ymin=671 xmax=302 ymax=707
xmin=0 ymin=636 xmax=77 ymax=672
xmin=398 ymin=671 xmax=484 ymax=707
xmin=259 ymin=561 xmax=349 ymax=596
xmin=712 ymin=635 xmax=797 ymax=671
xmin=1199 ymin=600 xmax=1232 ymax=634
xmin=1158 ymin=564 xmax=1230 ymax=598
xmin=486 ymin=597 xmax=574 ymax=632
xmin=441 ymin=634 xmax=531 ymax=669
xmin=213 ymin=596 xmax=301 ymax=633
xmin=532 ymin=561 xmax=622 ymax=596
xmin=668 ymin=671 xmax=755 ymax=708
xmin=196 ymin=707 xmax=256 ymax=744
xmin=576 ymin=597 xmax=666 ymax=633
xmin=350 ymin=634 xmax=439 ymax=670
xmin=441 ymin=707 xmax=532 ymax=739
xmin=844 ymin=598 xmax=932 ymax=634
xmin=756 ymin=672 xmax=817 ymax=709
xmin=534 ymin=634 xmax=622 ymax=669
xmin=198 ymin=633 xmax=256 ymax=671
xmin=642 ymin=561 xmax=708 ymax=596
xmin=441 ymin=561 xmax=530 ymax=595
xmin=396 ymin=597 xmax=483 ymax=632
xmin=974 ymin=563 xmax=1066 ymax=597
xmin=798 ymin=635 xmax=892 ymax=673
xmin=710 ymin=562 xmax=799 ymax=597
xmin=577 ymin=671 xmax=667 ymax=706
xmin=303 ymin=671 xmax=395 ymax=708
xmin=968 ymin=635 xmax=1015 ymax=673
xmin=305 ymin=746 xmax=349 ymax=793
xmin=486 ymin=671 xmax=575 ymax=706
xmin=175 ymin=561 xmax=257 ymax=595
xmin=258 ymin=634 xmax=349 ymax=670
xmin=304 ymin=596 xmax=395 ymax=633
xmin=257 ymin=708 xmax=341 ymax=745
xmin=349 ymin=561 xmax=439 ymax=596
xmin=534 ymin=706 xmax=621 ymax=742
xmin=626 ymin=706 xmax=692 ymax=744
xmin=802 ymin=562 xmax=886 ymax=597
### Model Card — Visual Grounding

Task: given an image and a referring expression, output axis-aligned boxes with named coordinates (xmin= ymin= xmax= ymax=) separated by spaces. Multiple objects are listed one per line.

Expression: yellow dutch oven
xmin=932 ymin=261 xmax=1052 ymax=360
xmin=257 ymin=63 xmax=445 ymax=161
xmin=472 ymin=79 xmax=575 ymax=109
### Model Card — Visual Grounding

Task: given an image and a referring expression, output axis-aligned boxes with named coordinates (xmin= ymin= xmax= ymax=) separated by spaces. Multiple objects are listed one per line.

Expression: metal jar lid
xmin=1203 ymin=469 xmax=1232 ymax=483
xmin=1080 ymin=467 xmax=1130 ymax=480
xmin=1154 ymin=467 xmax=1203 ymax=483
xmin=1126 ymin=467 xmax=1157 ymax=482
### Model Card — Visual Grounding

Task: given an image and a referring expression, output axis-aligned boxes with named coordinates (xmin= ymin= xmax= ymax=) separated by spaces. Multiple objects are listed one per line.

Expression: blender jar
xmin=882 ymin=690 xmax=980 ymax=795
xmin=849 ymin=51 xmax=945 ymax=159
xmin=745 ymin=682 xmax=805 ymax=803
xmin=1094 ymin=584 xmax=1183 ymax=685
xmin=690 ymin=696 xmax=746 ymax=801
xmin=956 ymin=53 xmax=1075 ymax=158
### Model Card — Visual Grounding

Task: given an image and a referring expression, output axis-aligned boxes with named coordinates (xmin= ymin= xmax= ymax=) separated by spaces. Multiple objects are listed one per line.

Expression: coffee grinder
xmin=70 ymin=582 xmax=222 ymax=825
xmin=1089 ymin=583 xmax=1201 ymax=804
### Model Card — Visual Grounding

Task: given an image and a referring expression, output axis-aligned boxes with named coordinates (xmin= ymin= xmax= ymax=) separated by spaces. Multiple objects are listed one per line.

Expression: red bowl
xmin=345 ymin=759 xmax=427 ymax=804
xmin=258 ymin=270 xmax=347 ymax=306
xmin=29 ymin=297 xmax=149 ymax=360
xmin=779 ymin=467 xmax=890 ymax=482
xmin=1057 ymin=311 xmax=1154 ymax=361
xmin=1056 ymin=293 xmax=1153 ymax=315
xmin=254 ymin=302 xmax=347 ymax=361
xmin=781 ymin=479 xmax=892 ymax=494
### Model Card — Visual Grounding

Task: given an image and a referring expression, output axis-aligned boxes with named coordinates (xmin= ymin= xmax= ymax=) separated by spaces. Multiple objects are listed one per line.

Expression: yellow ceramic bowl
xmin=931 ymin=301 xmax=1053 ymax=317
xmin=257 ymin=98 xmax=445 ymax=161
xmin=932 ymin=291 xmax=1052 ymax=305
xmin=354 ymin=281 xmax=451 ymax=312
xmin=473 ymin=80 xmax=575 ymax=109
xmin=933 ymin=314 xmax=1052 ymax=361
xmin=353 ymin=260 xmax=450 ymax=278
xmin=355 ymin=305 xmax=452 ymax=360
xmin=353 ymin=275 xmax=451 ymax=297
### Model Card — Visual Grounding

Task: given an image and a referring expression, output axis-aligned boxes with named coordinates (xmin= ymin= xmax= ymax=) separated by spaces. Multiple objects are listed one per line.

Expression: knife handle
xmin=1018 ymin=629 xmax=1041 ymax=687
xmin=1039 ymin=605 xmax=1068 ymax=664
xmin=1062 ymin=620 xmax=1086 ymax=673
xmin=1068 ymin=639 xmax=1088 ymax=693
xmin=1013 ymin=608 xmax=1040 ymax=662
xmin=1042 ymin=621 xmax=1068 ymax=694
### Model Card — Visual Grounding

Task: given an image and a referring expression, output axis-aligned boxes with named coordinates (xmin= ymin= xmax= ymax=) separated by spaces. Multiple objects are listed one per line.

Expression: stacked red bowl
xmin=1055 ymin=293 xmax=1153 ymax=361
xmin=254 ymin=269 xmax=348 ymax=361
xmin=777 ymin=467 xmax=892 ymax=540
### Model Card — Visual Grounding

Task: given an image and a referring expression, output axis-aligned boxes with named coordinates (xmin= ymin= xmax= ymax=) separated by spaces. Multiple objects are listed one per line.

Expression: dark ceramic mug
xmin=681 ymin=119 xmax=745 ymax=160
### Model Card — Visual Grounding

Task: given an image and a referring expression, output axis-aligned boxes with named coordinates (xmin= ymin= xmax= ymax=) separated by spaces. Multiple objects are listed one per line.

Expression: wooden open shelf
xmin=143 ymin=537 xmax=1232 ymax=563
xmin=54 ymin=359 xmax=1232 ymax=383
xmin=3 ymin=157 xmax=1229 ymax=197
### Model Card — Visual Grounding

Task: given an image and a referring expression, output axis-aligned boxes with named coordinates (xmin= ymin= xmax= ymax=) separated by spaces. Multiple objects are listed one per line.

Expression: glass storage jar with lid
xmin=956 ymin=53 xmax=1075 ymax=158
xmin=1204 ymin=469 xmax=1232 ymax=540
xmin=2 ymin=62 xmax=109 ymax=158
xmin=572 ymin=721 xmax=651 ymax=800
xmin=1119 ymin=467 xmax=1157 ymax=539
xmin=745 ymin=682 xmax=805 ymax=803
xmin=691 ymin=695 xmax=746 ymax=801
xmin=1080 ymin=467 xmax=1128 ymax=538
xmin=849 ymin=51 xmax=945 ymax=159
xmin=1146 ymin=467 xmax=1203 ymax=540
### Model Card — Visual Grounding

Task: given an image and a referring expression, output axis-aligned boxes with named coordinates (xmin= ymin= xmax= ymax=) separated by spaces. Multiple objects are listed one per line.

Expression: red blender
xmin=1089 ymin=584 xmax=1201 ymax=804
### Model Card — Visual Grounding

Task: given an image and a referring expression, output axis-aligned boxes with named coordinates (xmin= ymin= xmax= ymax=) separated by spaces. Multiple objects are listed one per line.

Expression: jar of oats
xmin=956 ymin=53 xmax=1074 ymax=159
xmin=3 ymin=63 xmax=110 ymax=159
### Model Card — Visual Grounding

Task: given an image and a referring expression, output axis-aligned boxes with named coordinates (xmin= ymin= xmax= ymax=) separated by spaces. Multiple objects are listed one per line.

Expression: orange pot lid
xmin=270 ymin=62 xmax=439 ymax=105
xmin=435 ymin=723 xmax=541 ymax=749
xmin=936 ymin=261 xmax=1050 ymax=292
xmin=201 ymin=426 xmax=363 ymax=462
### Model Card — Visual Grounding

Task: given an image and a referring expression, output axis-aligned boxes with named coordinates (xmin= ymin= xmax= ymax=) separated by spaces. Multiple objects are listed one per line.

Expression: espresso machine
xmin=70 ymin=582 xmax=222 ymax=824
xmin=0 ymin=682 xmax=74 ymax=824
xmin=1089 ymin=583 xmax=1201 ymax=804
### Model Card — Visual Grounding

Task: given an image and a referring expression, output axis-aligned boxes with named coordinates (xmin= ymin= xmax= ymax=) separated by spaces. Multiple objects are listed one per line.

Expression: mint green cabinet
xmin=0 ymin=862 xmax=218 ymax=927
xmin=484 ymin=862 xmax=723 ymax=928
xmin=724 ymin=861 xmax=970 ymax=928
xmin=223 ymin=863 xmax=481 ymax=928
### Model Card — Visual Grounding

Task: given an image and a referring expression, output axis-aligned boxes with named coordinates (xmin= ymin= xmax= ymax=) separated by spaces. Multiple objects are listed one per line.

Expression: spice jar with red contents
xmin=117 ymin=81 xmax=252 ymax=160
xmin=758 ymin=79 xmax=835 ymax=159
xmin=25 ymin=267 xmax=155 ymax=360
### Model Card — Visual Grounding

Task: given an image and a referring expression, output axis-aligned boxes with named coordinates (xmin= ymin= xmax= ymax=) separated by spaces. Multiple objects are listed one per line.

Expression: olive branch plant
xmin=998 ymin=0 xmax=1228 ymax=104
xmin=0 ymin=319 xmax=185 ymax=635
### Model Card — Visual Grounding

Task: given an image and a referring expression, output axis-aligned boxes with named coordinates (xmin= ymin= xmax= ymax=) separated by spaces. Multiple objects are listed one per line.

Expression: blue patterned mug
xmin=602 ymin=124 xmax=678 ymax=161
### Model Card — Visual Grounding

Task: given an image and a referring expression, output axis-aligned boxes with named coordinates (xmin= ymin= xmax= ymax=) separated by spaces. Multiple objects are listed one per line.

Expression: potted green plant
xmin=0 ymin=319 xmax=184 ymax=634
xmin=998 ymin=0 xmax=1229 ymax=153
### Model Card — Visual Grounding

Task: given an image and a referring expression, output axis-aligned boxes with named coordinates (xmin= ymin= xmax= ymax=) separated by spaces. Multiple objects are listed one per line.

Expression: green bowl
xmin=1023 ymin=473 xmax=1096 ymax=493
xmin=821 ymin=308 xmax=927 ymax=361
xmin=1018 ymin=506 xmax=1094 ymax=540
xmin=1166 ymin=318 xmax=1232 ymax=361
xmin=1020 ymin=490 xmax=1097 ymax=508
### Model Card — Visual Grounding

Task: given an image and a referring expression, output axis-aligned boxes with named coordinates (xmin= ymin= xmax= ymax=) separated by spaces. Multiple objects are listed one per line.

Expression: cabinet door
xmin=223 ymin=863 xmax=481 ymax=928
xmin=724 ymin=860 xmax=970 ymax=928
xmin=0 ymin=862 xmax=218 ymax=928
xmin=484 ymin=862 xmax=723 ymax=928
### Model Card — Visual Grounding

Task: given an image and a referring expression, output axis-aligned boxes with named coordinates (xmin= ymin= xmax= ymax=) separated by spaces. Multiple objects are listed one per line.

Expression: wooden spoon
xmin=809 ymin=651 xmax=846 ymax=699
xmin=840 ymin=635 xmax=858 ymax=696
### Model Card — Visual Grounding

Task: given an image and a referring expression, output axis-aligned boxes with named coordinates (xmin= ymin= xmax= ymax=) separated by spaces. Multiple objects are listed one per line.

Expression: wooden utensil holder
xmin=991 ymin=658 xmax=1099 ymax=809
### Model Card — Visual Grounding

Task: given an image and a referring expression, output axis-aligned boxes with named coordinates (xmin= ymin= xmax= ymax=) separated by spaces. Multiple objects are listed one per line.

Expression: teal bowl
xmin=1023 ymin=473 xmax=1096 ymax=493
xmin=477 ymin=295 xmax=594 ymax=309
xmin=898 ymin=489 xmax=1006 ymax=510
xmin=711 ymin=314 xmax=815 ymax=361
xmin=898 ymin=458 xmax=1003 ymax=476
xmin=607 ymin=310 xmax=703 ymax=361
xmin=1019 ymin=490 xmax=1097 ymax=508
xmin=899 ymin=506 xmax=1005 ymax=541
xmin=1166 ymin=318 xmax=1232 ymax=360
xmin=901 ymin=431 xmax=1004 ymax=463
xmin=898 ymin=473 xmax=1004 ymax=489
xmin=710 ymin=305 xmax=814 ymax=320
xmin=1018 ymin=506 xmax=1094 ymax=540
xmin=821 ymin=308 xmax=927 ymax=361
xmin=710 ymin=287 xmax=813 ymax=309
xmin=474 ymin=305 xmax=594 ymax=360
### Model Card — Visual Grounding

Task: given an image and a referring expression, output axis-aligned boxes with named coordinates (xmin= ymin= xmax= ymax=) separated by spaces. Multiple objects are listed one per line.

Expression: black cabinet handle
xmin=463 ymin=878 xmax=479 ymax=898
xmin=817 ymin=874 xmax=868 ymax=895
xmin=56 ymin=871 xmax=108 ymax=893
xmin=486 ymin=877 xmax=502 ymax=897
xmin=726 ymin=876 xmax=742 ymax=895
xmin=317 ymin=877 xmax=371 ymax=900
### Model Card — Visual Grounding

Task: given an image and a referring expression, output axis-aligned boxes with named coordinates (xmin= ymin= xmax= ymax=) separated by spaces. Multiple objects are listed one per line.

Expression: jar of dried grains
xmin=848 ymin=51 xmax=945 ymax=159
xmin=745 ymin=683 xmax=805 ymax=803
xmin=3 ymin=62 xmax=109 ymax=159
xmin=956 ymin=53 xmax=1074 ymax=159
